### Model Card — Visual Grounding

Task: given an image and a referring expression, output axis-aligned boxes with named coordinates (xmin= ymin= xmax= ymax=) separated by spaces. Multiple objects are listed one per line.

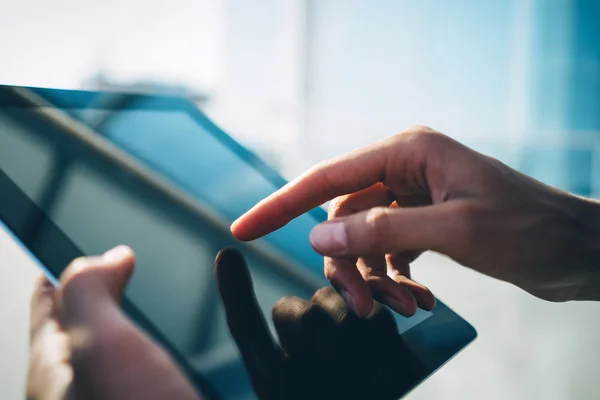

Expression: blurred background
xmin=1 ymin=0 xmax=599 ymax=399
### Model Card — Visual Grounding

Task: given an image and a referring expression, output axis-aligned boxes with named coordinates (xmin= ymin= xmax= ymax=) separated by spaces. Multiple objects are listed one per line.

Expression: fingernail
xmin=103 ymin=246 xmax=131 ymax=262
xmin=340 ymin=289 xmax=360 ymax=316
xmin=309 ymin=222 xmax=348 ymax=255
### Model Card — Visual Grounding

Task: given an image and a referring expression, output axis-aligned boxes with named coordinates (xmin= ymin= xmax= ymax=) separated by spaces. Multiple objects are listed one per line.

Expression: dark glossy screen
xmin=0 ymin=88 xmax=441 ymax=399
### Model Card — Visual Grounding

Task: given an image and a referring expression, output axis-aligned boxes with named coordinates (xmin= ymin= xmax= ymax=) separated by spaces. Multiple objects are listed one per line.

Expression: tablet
xmin=0 ymin=85 xmax=476 ymax=399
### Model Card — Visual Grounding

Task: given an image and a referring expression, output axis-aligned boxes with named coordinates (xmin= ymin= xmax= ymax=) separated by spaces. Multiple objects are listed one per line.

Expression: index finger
xmin=231 ymin=138 xmax=393 ymax=241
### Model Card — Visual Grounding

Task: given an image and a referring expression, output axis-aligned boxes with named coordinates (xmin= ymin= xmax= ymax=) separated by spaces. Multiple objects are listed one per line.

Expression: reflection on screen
xmin=0 ymin=96 xmax=431 ymax=399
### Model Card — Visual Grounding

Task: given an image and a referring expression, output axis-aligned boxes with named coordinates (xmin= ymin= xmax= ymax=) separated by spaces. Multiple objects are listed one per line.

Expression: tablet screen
xmin=0 ymin=90 xmax=435 ymax=399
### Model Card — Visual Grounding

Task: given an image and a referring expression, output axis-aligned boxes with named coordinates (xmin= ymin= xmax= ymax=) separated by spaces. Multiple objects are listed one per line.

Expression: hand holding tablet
xmin=27 ymin=247 xmax=201 ymax=400
xmin=27 ymin=246 xmax=426 ymax=400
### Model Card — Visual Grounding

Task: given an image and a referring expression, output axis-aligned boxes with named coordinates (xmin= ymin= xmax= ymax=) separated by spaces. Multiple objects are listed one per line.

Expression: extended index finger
xmin=231 ymin=138 xmax=394 ymax=241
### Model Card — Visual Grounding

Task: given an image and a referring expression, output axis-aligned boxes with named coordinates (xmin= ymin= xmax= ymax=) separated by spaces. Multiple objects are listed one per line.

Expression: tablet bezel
xmin=0 ymin=84 xmax=476 ymax=399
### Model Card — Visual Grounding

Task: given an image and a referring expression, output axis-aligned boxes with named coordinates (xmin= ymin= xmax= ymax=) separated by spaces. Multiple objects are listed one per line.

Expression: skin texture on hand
xmin=27 ymin=246 xmax=201 ymax=400
xmin=215 ymin=248 xmax=428 ymax=400
xmin=231 ymin=126 xmax=600 ymax=316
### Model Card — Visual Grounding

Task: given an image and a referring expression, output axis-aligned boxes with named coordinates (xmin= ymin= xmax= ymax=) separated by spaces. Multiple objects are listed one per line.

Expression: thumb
xmin=309 ymin=204 xmax=459 ymax=256
xmin=58 ymin=246 xmax=135 ymax=327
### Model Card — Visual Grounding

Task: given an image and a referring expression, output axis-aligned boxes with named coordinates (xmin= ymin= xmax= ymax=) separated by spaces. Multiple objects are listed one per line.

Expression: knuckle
xmin=272 ymin=296 xmax=313 ymax=323
xmin=328 ymin=196 xmax=348 ymax=218
xmin=363 ymin=272 xmax=385 ymax=286
xmin=312 ymin=286 xmax=336 ymax=302
xmin=324 ymin=260 xmax=341 ymax=282
xmin=362 ymin=273 xmax=389 ymax=294
xmin=272 ymin=296 xmax=295 ymax=315
xmin=393 ymin=126 xmax=448 ymax=151
xmin=406 ymin=124 xmax=438 ymax=135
